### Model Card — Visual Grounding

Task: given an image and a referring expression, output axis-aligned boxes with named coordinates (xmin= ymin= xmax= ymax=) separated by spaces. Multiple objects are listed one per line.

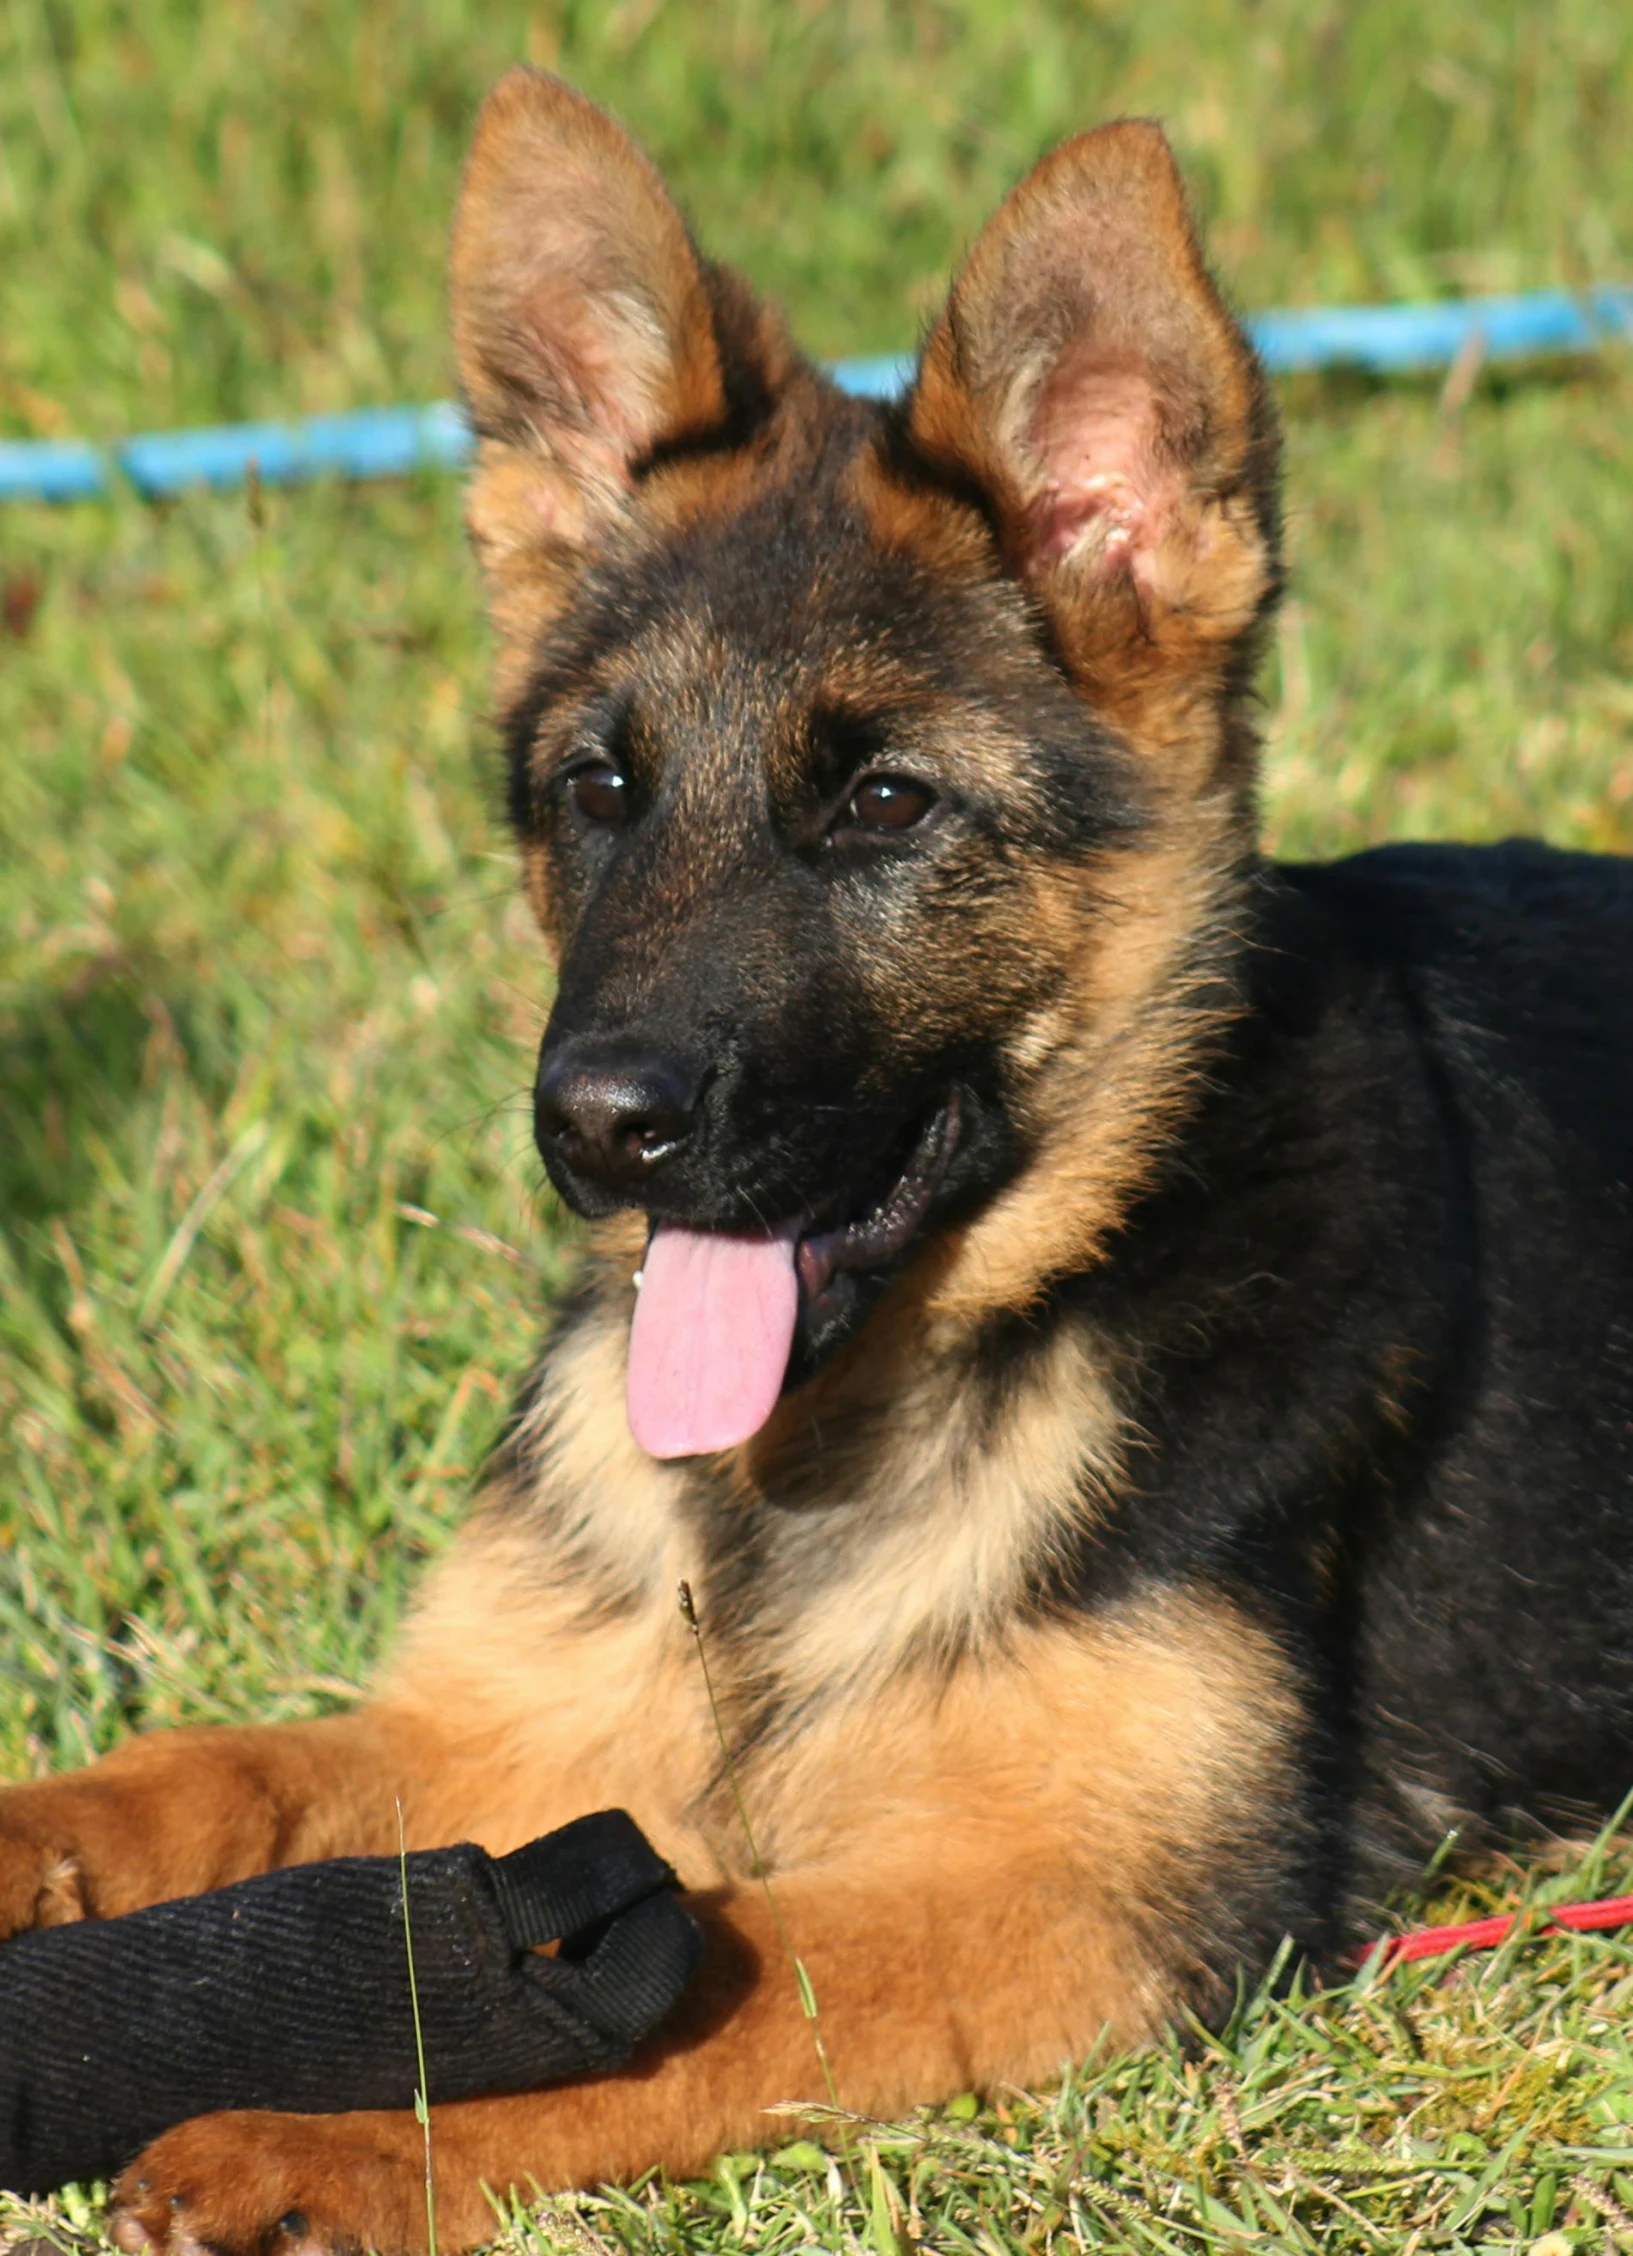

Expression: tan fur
xmin=423 ymin=1275 xmax=1131 ymax=1725
xmin=0 ymin=1712 xmax=411 ymax=1933
xmin=385 ymin=1516 xmax=1299 ymax=1890
xmin=932 ymin=814 xmax=1250 ymax=1317
xmin=751 ymin=1327 xmax=1124 ymax=1701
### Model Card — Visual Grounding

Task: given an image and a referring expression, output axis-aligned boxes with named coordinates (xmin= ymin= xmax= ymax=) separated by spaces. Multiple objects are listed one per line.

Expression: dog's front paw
xmin=110 ymin=2111 xmax=436 ymax=2256
xmin=0 ymin=1784 xmax=98 ymax=1938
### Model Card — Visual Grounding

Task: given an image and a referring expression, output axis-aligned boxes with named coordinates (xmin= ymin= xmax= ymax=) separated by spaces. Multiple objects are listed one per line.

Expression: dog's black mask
xmin=508 ymin=464 xmax=1142 ymax=1392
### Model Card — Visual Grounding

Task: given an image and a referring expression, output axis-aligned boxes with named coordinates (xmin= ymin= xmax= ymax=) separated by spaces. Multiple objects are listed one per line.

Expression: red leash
xmin=1358 ymin=1891 xmax=1633 ymax=1973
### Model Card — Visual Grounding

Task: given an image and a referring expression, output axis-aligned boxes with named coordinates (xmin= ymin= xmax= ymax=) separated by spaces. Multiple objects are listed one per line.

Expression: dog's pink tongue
xmin=627 ymin=1221 xmax=800 ymax=1459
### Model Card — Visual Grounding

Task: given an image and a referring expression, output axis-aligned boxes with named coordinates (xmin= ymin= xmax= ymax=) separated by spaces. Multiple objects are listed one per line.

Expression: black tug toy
xmin=0 ymin=1809 xmax=701 ymax=2197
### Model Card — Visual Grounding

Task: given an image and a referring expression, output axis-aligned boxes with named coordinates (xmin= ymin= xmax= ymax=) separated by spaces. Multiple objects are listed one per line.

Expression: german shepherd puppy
xmin=6 ymin=68 xmax=1633 ymax=2256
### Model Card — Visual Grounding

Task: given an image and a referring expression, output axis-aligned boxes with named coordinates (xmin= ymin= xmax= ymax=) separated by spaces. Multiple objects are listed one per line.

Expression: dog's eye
xmin=841 ymin=774 xmax=938 ymax=834
xmin=569 ymin=762 xmax=631 ymax=828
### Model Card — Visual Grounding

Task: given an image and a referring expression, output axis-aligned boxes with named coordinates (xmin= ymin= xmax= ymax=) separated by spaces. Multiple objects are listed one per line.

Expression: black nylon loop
xmin=486 ymin=1808 xmax=681 ymax=1951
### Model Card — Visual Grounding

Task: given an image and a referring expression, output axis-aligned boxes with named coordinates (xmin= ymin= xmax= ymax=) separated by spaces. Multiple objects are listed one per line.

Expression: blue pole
xmin=1 ymin=286 xmax=1628 ymax=506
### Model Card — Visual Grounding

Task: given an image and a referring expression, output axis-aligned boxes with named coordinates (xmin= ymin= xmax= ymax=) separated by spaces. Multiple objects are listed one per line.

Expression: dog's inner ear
xmin=450 ymin=70 xmax=752 ymax=679
xmin=904 ymin=123 xmax=1279 ymax=739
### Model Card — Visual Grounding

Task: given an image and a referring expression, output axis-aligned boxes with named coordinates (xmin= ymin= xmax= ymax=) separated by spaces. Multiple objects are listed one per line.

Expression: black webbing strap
xmin=0 ymin=1809 xmax=701 ymax=2197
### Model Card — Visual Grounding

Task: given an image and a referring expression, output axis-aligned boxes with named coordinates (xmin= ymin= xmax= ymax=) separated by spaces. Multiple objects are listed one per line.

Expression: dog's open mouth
xmin=626 ymin=1096 xmax=962 ymax=1460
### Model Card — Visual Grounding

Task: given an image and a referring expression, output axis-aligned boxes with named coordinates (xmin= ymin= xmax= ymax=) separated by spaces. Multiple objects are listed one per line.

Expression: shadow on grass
xmin=0 ymin=959 xmax=235 ymax=1260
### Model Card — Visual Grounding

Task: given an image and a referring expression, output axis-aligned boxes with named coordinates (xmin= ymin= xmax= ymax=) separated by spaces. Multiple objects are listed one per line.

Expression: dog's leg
xmin=107 ymin=1860 xmax=1181 ymax=2256
xmin=0 ymin=1707 xmax=429 ymax=1937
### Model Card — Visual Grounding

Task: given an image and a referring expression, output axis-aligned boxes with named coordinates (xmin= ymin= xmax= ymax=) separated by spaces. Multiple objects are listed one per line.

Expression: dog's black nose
xmin=534 ymin=1044 xmax=700 ymax=1189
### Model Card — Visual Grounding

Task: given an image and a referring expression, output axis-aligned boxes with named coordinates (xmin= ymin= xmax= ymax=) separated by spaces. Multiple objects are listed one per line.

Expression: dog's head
xmin=451 ymin=72 xmax=1281 ymax=1457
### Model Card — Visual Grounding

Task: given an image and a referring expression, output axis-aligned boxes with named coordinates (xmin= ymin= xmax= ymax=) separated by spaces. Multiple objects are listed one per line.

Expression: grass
xmin=1 ymin=0 xmax=1632 ymax=2249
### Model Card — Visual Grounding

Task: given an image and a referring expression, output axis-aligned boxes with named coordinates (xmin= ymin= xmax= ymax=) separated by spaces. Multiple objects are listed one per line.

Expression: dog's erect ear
xmin=451 ymin=71 xmax=762 ymax=683
xmin=905 ymin=123 xmax=1279 ymax=748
